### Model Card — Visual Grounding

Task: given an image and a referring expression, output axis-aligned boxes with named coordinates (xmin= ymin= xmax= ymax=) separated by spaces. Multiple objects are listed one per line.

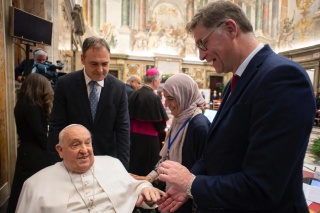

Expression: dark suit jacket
xmin=48 ymin=70 xmax=130 ymax=169
xmin=191 ymin=45 xmax=315 ymax=213
xmin=125 ymin=83 xmax=134 ymax=98
xmin=15 ymin=59 xmax=35 ymax=80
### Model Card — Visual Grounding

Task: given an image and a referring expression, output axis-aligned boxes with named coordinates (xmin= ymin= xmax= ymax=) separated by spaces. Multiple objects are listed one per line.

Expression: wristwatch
xmin=186 ymin=174 xmax=196 ymax=199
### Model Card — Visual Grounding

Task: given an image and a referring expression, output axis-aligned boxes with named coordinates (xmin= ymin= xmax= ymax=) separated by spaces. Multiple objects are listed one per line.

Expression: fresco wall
xmin=81 ymin=0 xmax=320 ymax=58
xmin=278 ymin=0 xmax=320 ymax=51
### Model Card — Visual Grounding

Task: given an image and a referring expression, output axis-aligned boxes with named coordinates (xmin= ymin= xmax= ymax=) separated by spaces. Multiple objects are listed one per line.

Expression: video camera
xmin=34 ymin=60 xmax=66 ymax=88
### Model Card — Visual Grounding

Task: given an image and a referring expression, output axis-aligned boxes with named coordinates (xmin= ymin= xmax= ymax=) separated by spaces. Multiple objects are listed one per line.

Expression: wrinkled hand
xmin=157 ymin=186 xmax=188 ymax=212
xmin=130 ymin=173 xmax=152 ymax=182
xmin=136 ymin=186 xmax=165 ymax=206
xmin=157 ymin=160 xmax=193 ymax=192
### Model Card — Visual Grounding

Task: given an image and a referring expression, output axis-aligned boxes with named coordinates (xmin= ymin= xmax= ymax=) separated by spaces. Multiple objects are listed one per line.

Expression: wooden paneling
xmin=0 ymin=0 xmax=9 ymax=207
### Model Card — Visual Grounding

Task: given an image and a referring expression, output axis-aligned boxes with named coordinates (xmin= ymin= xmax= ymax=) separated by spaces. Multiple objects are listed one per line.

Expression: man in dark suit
xmin=48 ymin=36 xmax=130 ymax=169
xmin=125 ymin=74 xmax=142 ymax=98
xmin=15 ymin=48 xmax=48 ymax=82
xmin=157 ymin=1 xmax=315 ymax=213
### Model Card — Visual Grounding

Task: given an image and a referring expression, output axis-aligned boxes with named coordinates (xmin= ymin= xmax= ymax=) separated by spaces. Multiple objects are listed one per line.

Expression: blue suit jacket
xmin=191 ymin=45 xmax=315 ymax=213
xmin=48 ymin=70 xmax=130 ymax=169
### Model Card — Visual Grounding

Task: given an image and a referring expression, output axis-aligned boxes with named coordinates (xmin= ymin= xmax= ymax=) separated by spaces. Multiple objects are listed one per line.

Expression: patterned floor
xmin=304 ymin=126 xmax=320 ymax=174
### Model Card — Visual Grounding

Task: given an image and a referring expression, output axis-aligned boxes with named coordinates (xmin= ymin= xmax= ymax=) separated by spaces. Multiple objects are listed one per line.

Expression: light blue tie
xmin=89 ymin=81 xmax=99 ymax=120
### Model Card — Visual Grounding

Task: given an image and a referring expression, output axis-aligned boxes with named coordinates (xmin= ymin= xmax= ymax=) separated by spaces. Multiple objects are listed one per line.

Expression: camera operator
xmin=15 ymin=48 xmax=47 ymax=83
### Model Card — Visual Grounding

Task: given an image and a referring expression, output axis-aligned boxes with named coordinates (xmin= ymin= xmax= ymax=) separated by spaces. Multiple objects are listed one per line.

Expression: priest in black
xmin=128 ymin=68 xmax=168 ymax=177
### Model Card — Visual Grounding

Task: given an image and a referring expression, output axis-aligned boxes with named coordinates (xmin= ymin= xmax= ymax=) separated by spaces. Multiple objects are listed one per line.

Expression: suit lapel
xmin=209 ymin=45 xmax=273 ymax=135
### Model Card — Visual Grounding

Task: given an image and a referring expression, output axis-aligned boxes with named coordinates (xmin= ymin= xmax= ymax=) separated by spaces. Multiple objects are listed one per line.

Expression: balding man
xmin=16 ymin=124 xmax=164 ymax=213
xmin=125 ymin=75 xmax=142 ymax=97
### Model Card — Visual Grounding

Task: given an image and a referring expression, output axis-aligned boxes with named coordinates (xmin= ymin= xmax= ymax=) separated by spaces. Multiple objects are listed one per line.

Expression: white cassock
xmin=16 ymin=156 xmax=156 ymax=213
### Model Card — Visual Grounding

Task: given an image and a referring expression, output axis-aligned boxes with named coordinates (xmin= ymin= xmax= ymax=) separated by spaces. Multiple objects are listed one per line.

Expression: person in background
xmin=132 ymin=73 xmax=210 ymax=213
xmin=126 ymin=74 xmax=142 ymax=98
xmin=210 ymin=90 xmax=219 ymax=102
xmin=16 ymin=124 xmax=164 ymax=213
xmin=157 ymin=1 xmax=315 ymax=212
xmin=201 ymin=91 xmax=205 ymax=99
xmin=128 ymin=68 xmax=168 ymax=213
xmin=7 ymin=73 xmax=54 ymax=213
xmin=15 ymin=48 xmax=48 ymax=83
xmin=48 ymin=36 xmax=130 ymax=169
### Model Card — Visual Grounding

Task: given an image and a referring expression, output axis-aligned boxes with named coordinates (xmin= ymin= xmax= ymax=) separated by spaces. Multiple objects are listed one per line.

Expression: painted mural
xmin=278 ymin=0 xmax=320 ymax=51
xmin=87 ymin=0 xmax=320 ymax=57
xmin=131 ymin=3 xmax=187 ymax=56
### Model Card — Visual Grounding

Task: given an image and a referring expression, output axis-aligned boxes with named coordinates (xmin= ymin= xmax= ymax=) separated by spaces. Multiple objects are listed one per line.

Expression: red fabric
xmin=130 ymin=120 xmax=158 ymax=136
xmin=231 ymin=74 xmax=240 ymax=92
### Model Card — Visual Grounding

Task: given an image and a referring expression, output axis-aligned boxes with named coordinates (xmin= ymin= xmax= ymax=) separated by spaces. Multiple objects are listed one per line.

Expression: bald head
xmin=127 ymin=75 xmax=142 ymax=91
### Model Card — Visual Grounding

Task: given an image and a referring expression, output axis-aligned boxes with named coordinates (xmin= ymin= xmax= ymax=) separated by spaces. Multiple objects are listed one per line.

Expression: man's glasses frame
xmin=196 ymin=21 xmax=225 ymax=51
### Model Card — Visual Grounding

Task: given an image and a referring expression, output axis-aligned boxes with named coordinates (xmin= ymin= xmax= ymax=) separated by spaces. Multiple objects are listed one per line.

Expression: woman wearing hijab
xmin=132 ymin=73 xmax=210 ymax=213
xmin=7 ymin=73 xmax=54 ymax=213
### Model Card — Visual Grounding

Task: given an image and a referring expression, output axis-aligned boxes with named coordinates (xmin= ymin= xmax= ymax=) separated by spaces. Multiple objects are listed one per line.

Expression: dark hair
xmin=82 ymin=36 xmax=111 ymax=57
xmin=17 ymin=73 xmax=54 ymax=119
xmin=186 ymin=0 xmax=253 ymax=34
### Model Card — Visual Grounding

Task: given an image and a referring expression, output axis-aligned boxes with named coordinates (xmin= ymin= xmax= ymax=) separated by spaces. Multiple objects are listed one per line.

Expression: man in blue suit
xmin=157 ymin=1 xmax=315 ymax=212
xmin=48 ymin=37 xmax=130 ymax=169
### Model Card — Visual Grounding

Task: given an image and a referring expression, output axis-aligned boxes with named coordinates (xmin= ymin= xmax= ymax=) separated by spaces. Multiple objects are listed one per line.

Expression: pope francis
xmin=16 ymin=124 xmax=164 ymax=213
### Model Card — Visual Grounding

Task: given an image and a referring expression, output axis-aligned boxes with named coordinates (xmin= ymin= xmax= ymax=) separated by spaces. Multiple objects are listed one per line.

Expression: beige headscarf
xmin=159 ymin=73 xmax=205 ymax=164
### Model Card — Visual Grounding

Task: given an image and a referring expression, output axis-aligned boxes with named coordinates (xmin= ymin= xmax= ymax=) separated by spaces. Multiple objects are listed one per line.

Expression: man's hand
xmin=136 ymin=186 xmax=165 ymax=206
xmin=157 ymin=160 xmax=193 ymax=192
xmin=157 ymin=186 xmax=188 ymax=212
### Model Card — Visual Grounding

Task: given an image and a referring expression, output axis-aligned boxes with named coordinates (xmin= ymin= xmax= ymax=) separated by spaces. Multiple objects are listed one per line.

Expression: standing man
xmin=157 ymin=1 xmax=315 ymax=213
xmin=48 ymin=36 xmax=130 ymax=169
xmin=125 ymin=74 xmax=142 ymax=97
xmin=128 ymin=68 xmax=168 ymax=176
xmin=15 ymin=48 xmax=48 ymax=82
xmin=129 ymin=68 xmax=168 ymax=213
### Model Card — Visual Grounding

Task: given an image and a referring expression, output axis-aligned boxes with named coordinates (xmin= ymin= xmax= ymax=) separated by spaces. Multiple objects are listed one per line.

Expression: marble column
xmin=255 ymin=0 xmax=263 ymax=35
xmin=100 ymin=0 xmax=107 ymax=26
xmin=246 ymin=4 xmax=252 ymax=23
xmin=87 ymin=0 xmax=92 ymax=27
xmin=262 ymin=0 xmax=269 ymax=35
xmin=93 ymin=0 xmax=100 ymax=33
xmin=117 ymin=0 xmax=132 ymax=54
xmin=139 ymin=0 xmax=146 ymax=31
xmin=121 ymin=0 xmax=130 ymax=26
xmin=1 ymin=0 xmax=19 ymax=205
xmin=271 ymin=0 xmax=279 ymax=38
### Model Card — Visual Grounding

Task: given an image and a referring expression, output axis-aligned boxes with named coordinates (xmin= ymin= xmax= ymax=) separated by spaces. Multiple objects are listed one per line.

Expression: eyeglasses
xmin=196 ymin=21 xmax=225 ymax=51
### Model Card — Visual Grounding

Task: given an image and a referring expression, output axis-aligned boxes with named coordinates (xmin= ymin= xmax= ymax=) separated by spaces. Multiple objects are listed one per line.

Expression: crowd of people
xmin=8 ymin=1 xmax=316 ymax=213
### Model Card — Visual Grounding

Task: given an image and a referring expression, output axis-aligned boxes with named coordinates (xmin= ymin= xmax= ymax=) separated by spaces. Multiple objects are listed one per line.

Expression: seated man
xmin=16 ymin=124 xmax=164 ymax=213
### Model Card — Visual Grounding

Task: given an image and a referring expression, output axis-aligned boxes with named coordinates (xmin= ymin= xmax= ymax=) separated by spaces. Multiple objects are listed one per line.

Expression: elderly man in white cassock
xmin=16 ymin=124 xmax=164 ymax=213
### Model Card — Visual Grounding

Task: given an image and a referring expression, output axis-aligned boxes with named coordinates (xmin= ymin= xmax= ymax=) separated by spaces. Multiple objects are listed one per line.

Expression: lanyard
xmin=167 ymin=118 xmax=191 ymax=152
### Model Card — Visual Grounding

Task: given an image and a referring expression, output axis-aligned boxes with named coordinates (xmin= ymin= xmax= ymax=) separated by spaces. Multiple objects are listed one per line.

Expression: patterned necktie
xmin=89 ymin=81 xmax=99 ymax=120
xmin=230 ymin=74 xmax=239 ymax=92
